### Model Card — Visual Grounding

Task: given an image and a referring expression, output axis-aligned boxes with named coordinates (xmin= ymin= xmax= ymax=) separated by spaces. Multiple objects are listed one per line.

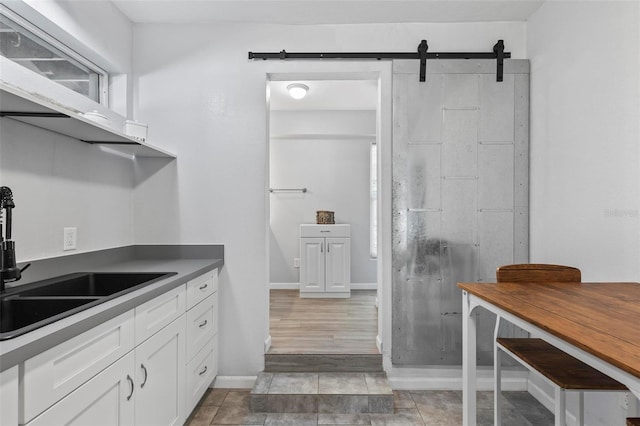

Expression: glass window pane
xmin=0 ymin=12 xmax=103 ymax=102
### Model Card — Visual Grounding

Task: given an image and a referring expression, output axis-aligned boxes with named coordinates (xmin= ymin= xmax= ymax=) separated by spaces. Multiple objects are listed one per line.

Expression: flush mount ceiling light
xmin=287 ymin=83 xmax=309 ymax=100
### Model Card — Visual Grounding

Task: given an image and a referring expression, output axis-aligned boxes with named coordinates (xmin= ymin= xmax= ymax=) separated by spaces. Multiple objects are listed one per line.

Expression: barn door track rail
xmin=249 ymin=39 xmax=509 ymax=82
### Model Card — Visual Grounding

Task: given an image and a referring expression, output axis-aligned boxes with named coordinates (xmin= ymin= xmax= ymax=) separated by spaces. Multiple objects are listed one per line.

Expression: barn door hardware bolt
xmin=248 ymin=39 xmax=510 ymax=82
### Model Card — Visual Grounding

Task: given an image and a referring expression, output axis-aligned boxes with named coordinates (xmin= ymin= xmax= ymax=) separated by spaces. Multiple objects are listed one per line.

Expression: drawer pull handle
xmin=199 ymin=283 xmax=208 ymax=290
xmin=199 ymin=320 xmax=208 ymax=328
xmin=126 ymin=375 xmax=134 ymax=400
xmin=140 ymin=364 xmax=148 ymax=388
xmin=320 ymin=230 xmax=330 ymax=233
xmin=199 ymin=365 xmax=208 ymax=376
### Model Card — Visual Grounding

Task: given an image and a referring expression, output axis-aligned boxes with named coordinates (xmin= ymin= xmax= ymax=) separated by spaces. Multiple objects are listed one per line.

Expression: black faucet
xmin=1 ymin=186 xmax=29 ymax=292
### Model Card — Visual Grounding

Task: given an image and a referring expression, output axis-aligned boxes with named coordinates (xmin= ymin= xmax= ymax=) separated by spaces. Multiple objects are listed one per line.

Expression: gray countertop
xmin=0 ymin=245 xmax=223 ymax=372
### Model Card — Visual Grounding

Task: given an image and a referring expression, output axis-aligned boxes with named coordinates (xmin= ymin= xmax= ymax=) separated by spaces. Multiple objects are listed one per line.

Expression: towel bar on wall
xmin=269 ymin=188 xmax=307 ymax=193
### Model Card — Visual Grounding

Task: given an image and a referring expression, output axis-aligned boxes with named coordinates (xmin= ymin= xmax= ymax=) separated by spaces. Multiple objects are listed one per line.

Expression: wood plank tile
xmin=269 ymin=290 xmax=379 ymax=355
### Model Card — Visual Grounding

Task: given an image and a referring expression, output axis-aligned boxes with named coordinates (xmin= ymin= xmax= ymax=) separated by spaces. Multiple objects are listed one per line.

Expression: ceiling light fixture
xmin=287 ymin=83 xmax=309 ymax=100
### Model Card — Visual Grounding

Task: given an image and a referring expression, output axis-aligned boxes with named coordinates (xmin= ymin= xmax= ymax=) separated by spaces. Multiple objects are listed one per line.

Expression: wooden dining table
xmin=458 ymin=281 xmax=640 ymax=426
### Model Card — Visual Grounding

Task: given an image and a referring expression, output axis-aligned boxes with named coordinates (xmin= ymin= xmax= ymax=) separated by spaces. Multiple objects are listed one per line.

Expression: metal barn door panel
xmin=392 ymin=59 xmax=529 ymax=366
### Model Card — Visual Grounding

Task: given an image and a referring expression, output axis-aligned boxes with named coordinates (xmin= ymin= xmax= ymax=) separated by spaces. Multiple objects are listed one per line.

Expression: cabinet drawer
xmin=300 ymin=224 xmax=350 ymax=238
xmin=26 ymin=351 xmax=135 ymax=426
xmin=186 ymin=338 xmax=215 ymax=413
xmin=23 ymin=311 xmax=135 ymax=423
xmin=186 ymin=270 xmax=217 ymax=310
xmin=186 ymin=293 xmax=216 ymax=362
xmin=135 ymin=284 xmax=185 ymax=345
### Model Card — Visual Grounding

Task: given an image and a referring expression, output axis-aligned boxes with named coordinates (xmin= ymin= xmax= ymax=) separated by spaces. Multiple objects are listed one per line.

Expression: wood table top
xmin=458 ymin=281 xmax=640 ymax=379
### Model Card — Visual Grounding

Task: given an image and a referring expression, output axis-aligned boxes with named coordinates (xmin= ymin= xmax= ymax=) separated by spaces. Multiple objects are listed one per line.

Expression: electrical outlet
xmin=63 ymin=227 xmax=77 ymax=251
xmin=293 ymin=258 xmax=300 ymax=268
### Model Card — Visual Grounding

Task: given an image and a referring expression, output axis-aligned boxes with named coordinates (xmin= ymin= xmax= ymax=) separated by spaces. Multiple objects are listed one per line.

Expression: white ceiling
xmin=270 ymin=80 xmax=378 ymax=111
xmin=112 ymin=0 xmax=545 ymax=25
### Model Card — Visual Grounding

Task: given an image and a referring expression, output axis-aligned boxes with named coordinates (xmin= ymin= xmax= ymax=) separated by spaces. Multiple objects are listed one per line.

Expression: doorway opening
xmin=266 ymin=76 xmax=380 ymax=362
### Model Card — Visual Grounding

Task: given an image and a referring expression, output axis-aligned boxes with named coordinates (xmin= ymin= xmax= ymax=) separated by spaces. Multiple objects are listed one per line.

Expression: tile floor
xmin=186 ymin=388 xmax=554 ymax=425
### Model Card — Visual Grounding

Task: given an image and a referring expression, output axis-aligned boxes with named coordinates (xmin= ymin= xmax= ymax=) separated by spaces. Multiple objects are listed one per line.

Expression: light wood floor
xmin=268 ymin=290 xmax=379 ymax=355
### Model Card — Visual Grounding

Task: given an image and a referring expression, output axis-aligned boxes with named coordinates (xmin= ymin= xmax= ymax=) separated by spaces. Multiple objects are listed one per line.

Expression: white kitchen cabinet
xmin=22 ymin=311 xmax=135 ymax=423
xmin=135 ymin=315 xmax=186 ymax=426
xmin=185 ymin=337 xmax=216 ymax=411
xmin=9 ymin=268 xmax=220 ymax=426
xmin=300 ymin=224 xmax=351 ymax=298
xmin=135 ymin=284 xmax=186 ymax=346
xmin=0 ymin=365 xmax=19 ymax=426
xmin=27 ymin=351 xmax=135 ymax=426
xmin=184 ymin=270 xmax=219 ymax=413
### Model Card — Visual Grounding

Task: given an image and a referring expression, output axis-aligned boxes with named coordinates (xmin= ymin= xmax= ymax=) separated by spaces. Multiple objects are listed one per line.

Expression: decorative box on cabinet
xmin=299 ymin=224 xmax=351 ymax=298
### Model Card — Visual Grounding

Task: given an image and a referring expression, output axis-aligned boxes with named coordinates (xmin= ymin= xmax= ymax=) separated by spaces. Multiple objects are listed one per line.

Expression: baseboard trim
xmin=388 ymin=367 xmax=528 ymax=391
xmin=212 ymin=376 xmax=257 ymax=389
xmin=351 ymin=283 xmax=377 ymax=290
xmin=270 ymin=283 xmax=377 ymax=290
xmin=264 ymin=335 xmax=272 ymax=353
xmin=270 ymin=283 xmax=299 ymax=290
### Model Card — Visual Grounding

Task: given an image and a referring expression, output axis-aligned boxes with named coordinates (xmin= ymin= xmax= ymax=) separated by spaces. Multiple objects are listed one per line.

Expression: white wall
xmin=131 ymin=21 xmax=526 ymax=376
xmin=528 ymin=1 xmax=639 ymax=280
xmin=527 ymin=1 xmax=640 ymax=424
xmin=0 ymin=0 xmax=136 ymax=263
xmin=269 ymin=110 xmax=376 ymax=284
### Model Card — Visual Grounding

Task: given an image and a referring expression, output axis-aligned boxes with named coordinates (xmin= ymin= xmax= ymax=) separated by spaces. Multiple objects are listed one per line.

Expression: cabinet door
xmin=135 ymin=315 xmax=186 ymax=426
xmin=300 ymin=237 xmax=325 ymax=292
xmin=325 ymin=237 xmax=351 ymax=293
xmin=0 ymin=366 xmax=18 ymax=426
xmin=27 ymin=352 xmax=135 ymax=426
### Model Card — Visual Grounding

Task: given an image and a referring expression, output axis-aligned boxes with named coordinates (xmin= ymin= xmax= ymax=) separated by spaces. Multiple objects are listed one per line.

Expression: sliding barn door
xmin=391 ymin=59 xmax=530 ymax=366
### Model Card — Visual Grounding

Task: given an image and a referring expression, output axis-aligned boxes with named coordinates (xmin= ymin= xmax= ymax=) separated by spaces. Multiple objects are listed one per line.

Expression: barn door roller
xmin=248 ymin=40 xmax=510 ymax=82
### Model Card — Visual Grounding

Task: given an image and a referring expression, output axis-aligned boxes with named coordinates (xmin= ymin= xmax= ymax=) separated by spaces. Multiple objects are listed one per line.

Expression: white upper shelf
xmin=0 ymin=83 xmax=176 ymax=159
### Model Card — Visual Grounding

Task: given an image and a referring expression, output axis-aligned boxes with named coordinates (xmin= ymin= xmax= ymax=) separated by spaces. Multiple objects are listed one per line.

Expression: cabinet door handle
xmin=126 ymin=374 xmax=134 ymax=401
xmin=199 ymin=283 xmax=208 ymax=290
xmin=327 ymin=243 xmax=330 ymax=253
xmin=199 ymin=320 xmax=208 ymax=328
xmin=321 ymin=242 xmax=323 ymax=253
xmin=199 ymin=365 xmax=208 ymax=376
xmin=140 ymin=364 xmax=148 ymax=388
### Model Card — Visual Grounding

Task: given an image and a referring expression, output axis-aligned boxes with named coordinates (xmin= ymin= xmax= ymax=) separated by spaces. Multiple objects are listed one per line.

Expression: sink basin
xmin=0 ymin=297 xmax=100 ymax=335
xmin=0 ymin=271 xmax=177 ymax=340
xmin=15 ymin=272 xmax=174 ymax=297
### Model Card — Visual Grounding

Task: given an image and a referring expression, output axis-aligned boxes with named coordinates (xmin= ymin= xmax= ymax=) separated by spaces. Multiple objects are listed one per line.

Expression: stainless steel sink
xmin=0 ymin=271 xmax=176 ymax=340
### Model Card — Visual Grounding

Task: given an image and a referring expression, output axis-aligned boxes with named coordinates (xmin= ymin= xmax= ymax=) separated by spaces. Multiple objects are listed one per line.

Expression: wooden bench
xmin=494 ymin=264 xmax=627 ymax=426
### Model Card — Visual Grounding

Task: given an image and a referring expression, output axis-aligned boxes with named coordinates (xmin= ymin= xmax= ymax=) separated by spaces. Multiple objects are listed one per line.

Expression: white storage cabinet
xmin=299 ymin=224 xmax=351 ymax=298
xmin=184 ymin=270 xmax=219 ymax=413
xmin=0 ymin=365 xmax=19 ymax=426
xmin=16 ymin=268 xmax=219 ymax=426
